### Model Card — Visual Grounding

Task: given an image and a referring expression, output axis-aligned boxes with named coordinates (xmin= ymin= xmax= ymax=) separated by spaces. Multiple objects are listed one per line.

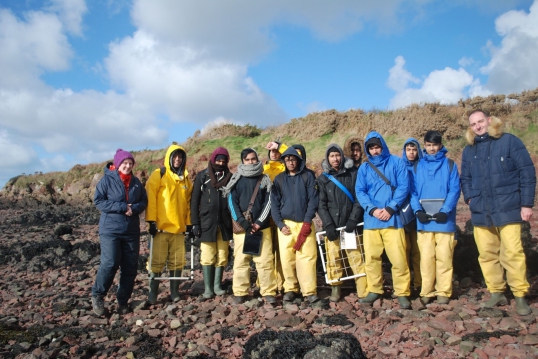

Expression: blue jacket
xmin=355 ymin=131 xmax=409 ymax=230
xmin=411 ymin=147 xmax=460 ymax=232
xmin=94 ymin=165 xmax=148 ymax=235
xmin=271 ymin=147 xmax=319 ymax=228
xmin=461 ymin=133 xmax=536 ymax=227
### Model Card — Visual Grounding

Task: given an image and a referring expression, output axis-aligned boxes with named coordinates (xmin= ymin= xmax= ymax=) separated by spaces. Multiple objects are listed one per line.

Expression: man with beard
xmin=224 ymin=148 xmax=277 ymax=304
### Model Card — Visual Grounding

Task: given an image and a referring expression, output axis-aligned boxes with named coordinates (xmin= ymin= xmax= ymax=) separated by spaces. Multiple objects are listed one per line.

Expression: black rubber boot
xmin=202 ymin=265 xmax=215 ymax=299
xmin=148 ymin=272 xmax=160 ymax=305
xmin=214 ymin=266 xmax=226 ymax=296
xmin=170 ymin=269 xmax=182 ymax=302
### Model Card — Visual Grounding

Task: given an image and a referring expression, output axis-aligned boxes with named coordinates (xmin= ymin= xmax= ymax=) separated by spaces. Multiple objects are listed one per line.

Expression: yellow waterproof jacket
xmin=263 ymin=142 xmax=288 ymax=181
xmin=145 ymin=145 xmax=192 ymax=233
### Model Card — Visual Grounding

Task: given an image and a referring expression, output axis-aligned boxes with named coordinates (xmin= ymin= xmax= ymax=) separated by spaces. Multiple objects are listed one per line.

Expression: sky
xmin=1 ymin=0 xmax=538 ymax=188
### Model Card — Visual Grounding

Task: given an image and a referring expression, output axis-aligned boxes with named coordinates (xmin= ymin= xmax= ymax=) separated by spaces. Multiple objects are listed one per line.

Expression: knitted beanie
xmin=210 ymin=147 xmax=230 ymax=163
xmin=113 ymin=149 xmax=135 ymax=168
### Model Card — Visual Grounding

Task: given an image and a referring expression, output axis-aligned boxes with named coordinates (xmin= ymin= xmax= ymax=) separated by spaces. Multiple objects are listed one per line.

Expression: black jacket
xmin=191 ymin=169 xmax=233 ymax=242
xmin=228 ymin=175 xmax=272 ymax=230
xmin=318 ymin=145 xmax=364 ymax=229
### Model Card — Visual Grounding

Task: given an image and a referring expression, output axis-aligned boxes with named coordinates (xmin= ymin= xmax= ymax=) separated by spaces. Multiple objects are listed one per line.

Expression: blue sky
xmin=1 ymin=0 xmax=538 ymax=188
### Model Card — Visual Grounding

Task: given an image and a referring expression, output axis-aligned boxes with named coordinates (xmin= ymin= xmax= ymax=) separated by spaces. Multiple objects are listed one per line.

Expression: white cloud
xmin=458 ymin=56 xmax=475 ymax=67
xmin=388 ymin=56 xmax=491 ymax=108
xmin=47 ymin=0 xmax=87 ymax=36
xmin=0 ymin=130 xmax=38 ymax=170
xmin=481 ymin=0 xmax=538 ymax=93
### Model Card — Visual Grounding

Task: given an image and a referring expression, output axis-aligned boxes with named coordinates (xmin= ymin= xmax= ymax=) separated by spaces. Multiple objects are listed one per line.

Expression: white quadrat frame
xmin=147 ymin=231 xmax=195 ymax=281
xmin=316 ymin=223 xmax=366 ymax=285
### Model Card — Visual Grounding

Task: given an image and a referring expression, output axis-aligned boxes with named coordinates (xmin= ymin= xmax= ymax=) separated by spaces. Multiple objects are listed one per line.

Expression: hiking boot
xmin=264 ymin=295 xmax=276 ymax=304
xmin=329 ymin=285 xmax=341 ymax=302
xmin=306 ymin=295 xmax=319 ymax=303
xmin=283 ymin=292 xmax=296 ymax=302
xmin=214 ymin=266 xmax=226 ymax=296
xmin=398 ymin=296 xmax=411 ymax=309
xmin=117 ymin=303 xmax=130 ymax=315
xmin=202 ymin=265 xmax=215 ymax=299
xmin=170 ymin=269 xmax=182 ymax=302
xmin=233 ymin=295 xmax=247 ymax=304
xmin=359 ymin=292 xmax=381 ymax=305
xmin=437 ymin=296 xmax=450 ymax=305
xmin=148 ymin=272 xmax=160 ymax=305
xmin=515 ymin=297 xmax=532 ymax=316
xmin=420 ymin=296 xmax=432 ymax=305
xmin=481 ymin=292 xmax=508 ymax=308
xmin=92 ymin=296 xmax=105 ymax=316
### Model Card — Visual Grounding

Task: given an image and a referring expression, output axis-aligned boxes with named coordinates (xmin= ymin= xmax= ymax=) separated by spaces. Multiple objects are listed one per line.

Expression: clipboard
xmin=243 ymin=231 xmax=263 ymax=256
xmin=420 ymin=199 xmax=444 ymax=216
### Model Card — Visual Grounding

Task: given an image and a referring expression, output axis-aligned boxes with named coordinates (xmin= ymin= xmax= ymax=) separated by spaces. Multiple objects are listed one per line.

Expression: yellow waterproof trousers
xmin=325 ymin=237 xmax=368 ymax=297
xmin=255 ymin=222 xmax=285 ymax=291
xmin=232 ymin=228 xmax=277 ymax=296
xmin=150 ymin=232 xmax=186 ymax=272
xmin=200 ymin=229 xmax=229 ymax=267
xmin=363 ymin=228 xmax=410 ymax=296
xmin=278 ymin=220 xmax=318 ymax=296
xmin=474 ymin=224 xmax=529 ymax=297
xmin=417 ymin=231 xmax=455 ymax=298
xmin=405 ymin=230 xmax=422 ymax=288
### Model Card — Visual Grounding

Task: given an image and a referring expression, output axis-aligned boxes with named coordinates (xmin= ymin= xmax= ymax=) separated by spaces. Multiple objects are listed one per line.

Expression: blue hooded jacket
xmin=94 ymin=164 xmax=148 ymax=236
xmin=355 ymin=131 xmax=409 ymax=229
xmin=271 ymin=147 xmax=319 ymax=228
xmin=410 ymin=147 xmax=460 ymax=232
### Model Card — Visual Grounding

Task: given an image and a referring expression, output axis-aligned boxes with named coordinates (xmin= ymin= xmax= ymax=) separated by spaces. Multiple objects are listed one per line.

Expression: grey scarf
xmin=222 ymin=161 xmax=272 ymax=197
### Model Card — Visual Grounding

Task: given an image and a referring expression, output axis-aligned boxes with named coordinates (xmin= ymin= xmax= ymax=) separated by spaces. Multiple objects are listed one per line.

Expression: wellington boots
xmin=359 ymin=292 xmax=381 ymax=305
xmin=170 ymin=270 xmax=182 ymax=302
xmin=437 ymin=296 xmax=450 ymax=305
xmin=420 ymin=296 xmax=432 ymax=305
xmin=148 ymin=273 xmax=161 ymax=305
xmin=398 ymin=296 xmax=411 ymax=309
xmin=202 ymin=265 xmax=215 ymax=299
xmin=214 ymin=266 xmax=226 ymax=296
xmin=329 ymin=285 xmax=342 ymax=302
xmin=515 ymin=297 xmax=532 ymax=316
xmin=481 ymin=292 xmax=508 ymax=308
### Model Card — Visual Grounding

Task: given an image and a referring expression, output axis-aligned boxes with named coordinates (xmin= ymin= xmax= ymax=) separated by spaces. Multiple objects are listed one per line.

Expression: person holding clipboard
xmin=411 ymin=131 xmax=460 ymax=306
xmin=224 ymin=148 xmax=277 ymax=304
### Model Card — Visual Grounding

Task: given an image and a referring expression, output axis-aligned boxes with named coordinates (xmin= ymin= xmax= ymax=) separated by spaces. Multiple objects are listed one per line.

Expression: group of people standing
xmin=91 ymin=109 xmax=535 ymax=318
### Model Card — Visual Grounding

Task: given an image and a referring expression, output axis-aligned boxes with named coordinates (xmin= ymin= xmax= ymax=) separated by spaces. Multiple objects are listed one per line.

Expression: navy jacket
xmin=94 ymin=166 xmax=148 ymax=236
xmin=228 ymin=174 xmax=272 ymax=230
xmin=461 ymin=133 xmax=536 ymax=227
xmin=271 ymin=147 xmax=319 ymax=228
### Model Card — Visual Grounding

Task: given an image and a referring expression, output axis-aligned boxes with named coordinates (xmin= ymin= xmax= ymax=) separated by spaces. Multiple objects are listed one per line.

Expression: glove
xmin=293 ymin=222 xmax=311 ymax=251
xmin=325 ymin=224 xmax=339 ymax=242
xmin=345 ymin=220 xmax=357 ymax=233
xmin=416 ymin=211 xmax=432 ymax=224
xmin=148 ymin=222 xmax=157 ymax=237
xmin=192 ymin=224 xmax=201 ymax=238
xmin=240 ymin=219 xmax=252 ymax=233
xmin=186 ymin=225 xmax=193 ymax=234
xmin=433 ymin=212 xmax=448 ymax=223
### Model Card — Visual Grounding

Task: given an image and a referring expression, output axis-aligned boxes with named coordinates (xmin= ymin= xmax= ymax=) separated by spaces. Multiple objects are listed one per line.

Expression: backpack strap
xmin=322 ymin=173 xmax=354 ymax=203
xmin=160 ymin=166 xmax=166 ymax=178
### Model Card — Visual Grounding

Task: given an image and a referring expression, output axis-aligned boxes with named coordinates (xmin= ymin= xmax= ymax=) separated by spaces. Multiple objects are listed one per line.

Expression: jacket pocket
xmin=469 ymin=189 xmax=482 ymax=213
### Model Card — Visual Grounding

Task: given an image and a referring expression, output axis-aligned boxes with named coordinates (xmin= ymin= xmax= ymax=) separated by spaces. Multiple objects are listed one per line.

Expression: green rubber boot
xmin=329 ymin=285 xmax=341 ymax=302
xmin=481 ymin=292 xmax=508 ymax=308
xmin=214 ymin=266 xmax=226 ymax=296
xmin=515 ymin=297 xmax=532 ymax=316
xmin=170 ymin=269 xmax=182 ymax=302
xmin=148 ymin=272 xmax=160 ymax=305
xmin=359 ymin=292 xmax=381 ymax=305
xmin=202 ymin=265 xmax=215 ymax=299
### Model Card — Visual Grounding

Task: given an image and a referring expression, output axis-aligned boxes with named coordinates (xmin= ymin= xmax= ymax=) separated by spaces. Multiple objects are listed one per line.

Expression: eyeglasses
xmin=284 ymin=158 xmax=298 ymax=163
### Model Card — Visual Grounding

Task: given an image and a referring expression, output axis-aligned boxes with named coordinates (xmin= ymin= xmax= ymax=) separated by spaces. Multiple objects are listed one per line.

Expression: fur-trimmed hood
xmin=321 ymin=143 xmax=354 ymax=173
xmin=465 ymin=116 xmax=504 ymax=145
xmin=343 ymin=135 xmax=364 ymax=165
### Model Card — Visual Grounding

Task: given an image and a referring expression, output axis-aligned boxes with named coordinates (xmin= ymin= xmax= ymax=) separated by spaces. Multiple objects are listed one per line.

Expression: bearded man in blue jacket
xmin=461 ymin=109 xmax=536 ymax=316
xmin=355 ymin=132 xmax=411 ymax=309
xmin=411 ymin=131 xmax=460 ymax=306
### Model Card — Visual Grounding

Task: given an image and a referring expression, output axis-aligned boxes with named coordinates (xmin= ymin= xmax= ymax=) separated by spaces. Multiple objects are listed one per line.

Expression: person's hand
xmin=416 ymin=211 xmax=432 ymax=224
xmin=374 ymin=209 xmax=391 ymax=221
xmin=250 ymin=223 xmax=261 ymax=234
xmin=265 ymin=141 xmax=279 ymax=150
xmin=281 ymin=225 xmax=292 ymax=236
xmin=192 ymin=224 xmax=201 ymax=238
xmin=325 ymin=224 xmax=339 ymax=241
xmin=240 ymin=219 xmax=252 ymax=234
xmin=125 ymin=204 xmax=133 ymax=216
xmin=148 ymin=221 xmax=157 ymax=236
xmin=521 ymin=207 xmax=533 ymax=221
xmin=433 ymin=212 xmax=448 ymax=223
xmin=345 ymin=220 xmax=357 ymax=233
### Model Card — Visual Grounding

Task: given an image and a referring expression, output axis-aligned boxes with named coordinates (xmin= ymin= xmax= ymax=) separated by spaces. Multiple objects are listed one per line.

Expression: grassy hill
xmin=2 ymin=88 xmax=538 ymax=204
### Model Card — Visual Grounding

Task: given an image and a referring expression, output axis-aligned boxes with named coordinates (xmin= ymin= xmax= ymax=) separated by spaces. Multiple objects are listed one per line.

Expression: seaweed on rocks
xmin=462 ymin=330 xmax=519 ymax=342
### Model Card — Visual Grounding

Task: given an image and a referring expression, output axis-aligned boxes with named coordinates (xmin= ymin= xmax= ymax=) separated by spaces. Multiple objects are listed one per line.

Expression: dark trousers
xmin=91 ymin=233 xmax=140 ymax=304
